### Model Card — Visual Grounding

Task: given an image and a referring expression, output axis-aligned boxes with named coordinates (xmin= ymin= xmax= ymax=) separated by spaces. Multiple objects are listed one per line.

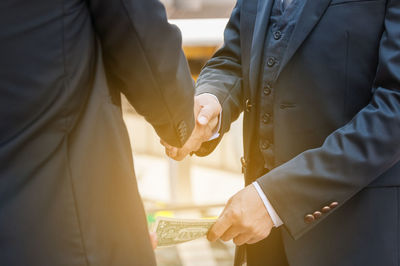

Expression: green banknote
xmin=154 ymin=217 xmax=217 ymax=247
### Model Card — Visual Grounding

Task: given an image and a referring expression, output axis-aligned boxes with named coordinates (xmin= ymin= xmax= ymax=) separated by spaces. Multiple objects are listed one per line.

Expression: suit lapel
xmin=277 ymin=0 xmax=332 ymax=75
xmin=248 ymin=0 xmax=333 ymax=92
xmin=241 ymin=0 xmax=259 ymax=90
xmin=248 ymin=0 xmax=274 ymax=95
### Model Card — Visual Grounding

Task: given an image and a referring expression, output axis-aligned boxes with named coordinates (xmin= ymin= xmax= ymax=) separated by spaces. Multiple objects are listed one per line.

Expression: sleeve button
xmin=322 ymin=206 xmax=331 ymax=213
xmin=313 ymin=211 xmax=322 ymax=219
xmin=304 ymin=214 xmax=315 ymax=224
xmin=330 ymin=202 xmax=339 ymax=209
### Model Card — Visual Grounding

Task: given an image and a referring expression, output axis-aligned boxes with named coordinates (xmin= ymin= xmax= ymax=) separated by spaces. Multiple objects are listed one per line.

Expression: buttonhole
xmin=280 ymin=102 xmax=296 ymax=109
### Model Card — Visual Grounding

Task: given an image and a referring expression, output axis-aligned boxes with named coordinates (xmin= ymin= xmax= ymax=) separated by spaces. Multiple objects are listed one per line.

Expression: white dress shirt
xmin=253 ymin=181 xmax=283 ymax=227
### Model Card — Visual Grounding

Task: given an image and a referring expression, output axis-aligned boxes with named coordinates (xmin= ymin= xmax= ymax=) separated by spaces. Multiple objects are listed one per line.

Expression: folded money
xmin=154 ymin=216 xmax=217 ymax=247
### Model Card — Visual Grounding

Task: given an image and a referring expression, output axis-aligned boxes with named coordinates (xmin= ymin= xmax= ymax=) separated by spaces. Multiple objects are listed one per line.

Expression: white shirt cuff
xmin=200 ymin=93 xmax=221 ymax=141
xmin=252 ymin=181 xmax=284 ymax=227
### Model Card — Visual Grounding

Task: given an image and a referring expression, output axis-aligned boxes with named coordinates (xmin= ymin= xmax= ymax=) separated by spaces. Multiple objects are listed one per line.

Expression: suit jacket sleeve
xmin=258 ymin=0 xmax=400 ymax=240
xmin=86 ymin=0 xmax=194 ymax=147
xmin=194 ymin=0 xmax=244 ymax=156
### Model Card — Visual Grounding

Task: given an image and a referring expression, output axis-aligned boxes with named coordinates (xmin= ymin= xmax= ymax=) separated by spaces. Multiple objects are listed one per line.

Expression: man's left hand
xmin=150 ymin=232 xmax=157 ymax=250
xmin=207 ymin=184 xmax=274 ymax=246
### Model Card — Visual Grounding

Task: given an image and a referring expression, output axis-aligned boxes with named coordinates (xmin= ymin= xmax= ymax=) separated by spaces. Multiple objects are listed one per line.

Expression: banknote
xmin=154 ymin=217 xmax=217 ymax=247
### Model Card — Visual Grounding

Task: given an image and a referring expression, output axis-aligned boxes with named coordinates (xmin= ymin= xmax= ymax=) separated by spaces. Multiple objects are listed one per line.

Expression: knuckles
xmin=220 ymin=235 xmax=231 ymax=242
xmin=207 ymin=230 xmax=218 ymax=242
xmin=227 ymin=209 xmax=240 ymax=221
xmin=233 ymin=238 xmax=244 ymax=246
xmin=233 ymin=239 xmax=240 ymax=245
xmin=242 ymin=222 xmax=255 ymax=232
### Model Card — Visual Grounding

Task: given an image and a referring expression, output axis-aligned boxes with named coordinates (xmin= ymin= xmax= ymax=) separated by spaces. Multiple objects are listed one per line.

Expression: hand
xmin=207 ymin=184 xmax=274 ymax=246
xmin=162 ymin=94 xmax=222 ymax=161
xmin=150 ymin=232 xmax=157 ymax=250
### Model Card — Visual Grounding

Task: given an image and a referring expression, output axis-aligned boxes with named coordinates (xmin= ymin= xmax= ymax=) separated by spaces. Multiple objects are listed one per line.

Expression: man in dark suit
xmin=165 ymin=0 xmax=400 ymax=265
xmin=0 ymin=0 xmax=196 ymax=265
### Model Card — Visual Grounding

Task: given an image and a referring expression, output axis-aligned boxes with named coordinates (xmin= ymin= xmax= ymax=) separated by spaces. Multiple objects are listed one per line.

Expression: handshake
xmin=161 ymin=93 xmax=221 ymax=161
xmin=151 ymin=94 xmax=275 ymax=249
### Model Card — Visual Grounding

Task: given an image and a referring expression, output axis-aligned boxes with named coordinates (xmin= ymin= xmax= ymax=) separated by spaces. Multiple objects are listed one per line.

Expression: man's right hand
xmin=161 ymin=93 xmax=222 ymax=161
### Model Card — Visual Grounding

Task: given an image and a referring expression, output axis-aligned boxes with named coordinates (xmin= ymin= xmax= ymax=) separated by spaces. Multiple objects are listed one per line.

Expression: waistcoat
xmin=252 ymin=0 xmax=306 ymax=176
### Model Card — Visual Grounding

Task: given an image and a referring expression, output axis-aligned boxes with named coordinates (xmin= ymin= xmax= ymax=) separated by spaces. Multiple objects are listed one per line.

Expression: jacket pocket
xmin=330 ymin=0 xmax=383 ymax=6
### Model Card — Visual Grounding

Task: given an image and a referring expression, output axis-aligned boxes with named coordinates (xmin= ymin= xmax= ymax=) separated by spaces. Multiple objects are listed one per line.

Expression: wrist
xmin=252 ymin=181 xmax=284 ymax=227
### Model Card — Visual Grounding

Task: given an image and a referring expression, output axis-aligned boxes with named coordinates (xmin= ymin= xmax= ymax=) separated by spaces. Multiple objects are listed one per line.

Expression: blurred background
xmin=122 ymin=0 xmax=244 ymax=265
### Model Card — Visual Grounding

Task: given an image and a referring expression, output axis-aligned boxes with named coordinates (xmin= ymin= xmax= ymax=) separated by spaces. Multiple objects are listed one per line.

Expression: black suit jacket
xmin=0 ymin=0 xmax=194 ymax=265
xmin=196 ymin=0 xmax=400 ymax=265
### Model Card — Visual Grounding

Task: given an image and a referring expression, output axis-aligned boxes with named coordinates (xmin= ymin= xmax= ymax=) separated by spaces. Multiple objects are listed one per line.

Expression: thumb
xmin=197 ymin=106 xmax=214 ymax=126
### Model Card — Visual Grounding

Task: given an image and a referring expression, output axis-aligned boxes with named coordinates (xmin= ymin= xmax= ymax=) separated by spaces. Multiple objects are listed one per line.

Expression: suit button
xmin=330 ymin=202 xmax=339 ymax=209
xmin=245 ymin=99 xmax=253 ymax=112
xmin=304 ymin=214 xmax=315 ymax=224
xmin=263 ymin=86 xmax=272 ymax=95
xmin=273 ymin=31 xmax=282 ymax=40
xmin=262 ymin=113 xmax=271 ymax=124
xmin=321 ymin=206 xmax=331 ymax=213
xmin=267 ymin=57 xmax=276 ymax=67
xmin=313 ymin=211 xmax=322 ymax=219
xmin=261 ymin=140 xmax=271 ymax=150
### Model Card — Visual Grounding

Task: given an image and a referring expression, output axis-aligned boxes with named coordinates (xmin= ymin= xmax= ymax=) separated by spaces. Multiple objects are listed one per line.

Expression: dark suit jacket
xmin=196 ymin=0 xmax=400 ymax=265
xmin=0 ymin=0 xmax=194 ymax=265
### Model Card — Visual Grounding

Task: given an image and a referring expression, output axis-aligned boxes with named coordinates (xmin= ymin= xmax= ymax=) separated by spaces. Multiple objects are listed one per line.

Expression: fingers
xmin=164 ymin=143 xmax=195 ymax=161
xmin=233 ymin=234 xmax=252 ymax=246
xmin=207 ymin=213 xmax=232 ymax=242
xmin=161 ymin=139 xmax=178 ymax=159
xmin=197 ymin=113 xmax=209 ymax=126
xmin=160 ymin=139 xmax=170 ymax=148
xmin=218 ymin=226 xmax=269 ymax=246
xmin=167 ymin=149 xmax=178 ymax=159
xmin=164 ymin=146 xmax=178 ymax=158
xmin=195 ymin=93 xmax=221 ymax=129
xmin=195 ymin=94 xmax=221 ymax=114
xmin=160 ymin=130 xmax=198 ymax=161
xmin=173 ymin=141 xmax=198 ymax=161
xmin=196 ymin=101 xmax=220 ymax=126
xmin=206 ymin=185 xmax=274 ymax=246
xmin=162 ymin=117 xmax=214 ymax=161
xmin=161 ymin=94 xmax=222 ymax=160
xmin=220 ymin=226 xmax=241 ymax=242
xmin=149 ymin=232 xmax=157 ymax=250
xmin=208 ymin=116 xmax=219 ymax=134
xmin=241 ymin=228 xmax=271 ymax=245
xmin=247 ymin=236 xmax=264 ymax=245
xmin=194 ymin=98 xmax=202 ymax=117
xmin=171 ymin=130 xmax=203 ymax=160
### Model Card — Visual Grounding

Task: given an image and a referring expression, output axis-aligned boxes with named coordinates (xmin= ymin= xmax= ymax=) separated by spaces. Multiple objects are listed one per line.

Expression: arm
xmin=162 ymin=0 xmax=244 ymax=159
xmin=259 ymin=0 xmax=400 ymax=240
xmin=87 ymin=0 xmax=194 ymax=147
xmin=194 ymin=0 xmax=245 ymax=156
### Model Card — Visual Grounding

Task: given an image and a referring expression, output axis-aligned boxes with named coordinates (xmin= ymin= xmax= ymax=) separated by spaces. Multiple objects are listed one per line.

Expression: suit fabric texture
xmin=196 ymin=0 xmax=400 ymax=265
xmin=0 ymin=0 xmax=194 ymax=265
